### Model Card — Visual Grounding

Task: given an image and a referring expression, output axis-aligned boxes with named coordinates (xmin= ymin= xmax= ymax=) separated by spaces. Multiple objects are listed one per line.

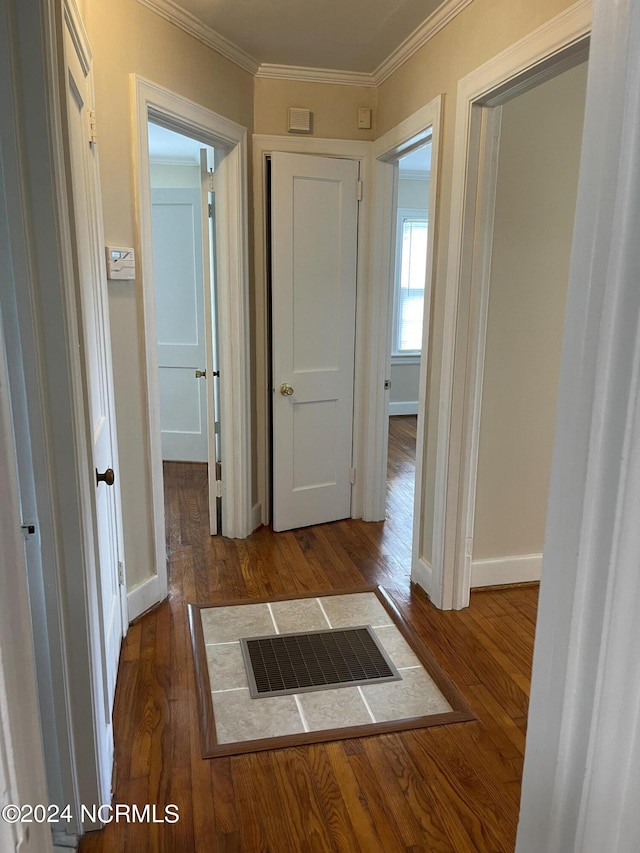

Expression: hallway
xmin=79 ymin=454 xmax=537 ymax=852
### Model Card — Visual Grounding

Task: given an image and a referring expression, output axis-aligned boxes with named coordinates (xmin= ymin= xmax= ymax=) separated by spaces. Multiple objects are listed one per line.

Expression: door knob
xmin=96 ymin=467 xmax=115 ymax=486
xmin=280 ymin=383 xmax=294 ymax=396
xmin=195 ymin=369 xmax=206 ymax=378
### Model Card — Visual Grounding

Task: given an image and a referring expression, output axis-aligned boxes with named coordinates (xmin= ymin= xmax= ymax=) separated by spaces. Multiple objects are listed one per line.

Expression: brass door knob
xmin=280 ymin=383 xmax=294 ymax=396
xmin=96 ymin=467 xmax=115 ymax=486
xmin=195 ymin=369 xmax=206 ymax=378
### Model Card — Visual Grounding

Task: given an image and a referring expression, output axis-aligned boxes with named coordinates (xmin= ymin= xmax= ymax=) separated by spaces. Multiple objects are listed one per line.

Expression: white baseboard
xmin=389 ymin=401 xmax=419 ymax=416
xmin=411 ymin=556 xmax=433 ymax=595
xmin=127 ymin=574 xmax=162 ymax=622
xmin=251 ymin=501 xmax=263 ymax=532
xmin=471 ymin=553 xmax=542 ymax=587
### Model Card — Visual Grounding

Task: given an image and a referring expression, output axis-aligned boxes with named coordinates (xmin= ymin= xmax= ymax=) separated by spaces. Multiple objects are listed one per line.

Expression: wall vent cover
xmin=240 ymin=625 xmax=401 ymax=698
xmin=288 ymin=107 xmax=312 ymax=133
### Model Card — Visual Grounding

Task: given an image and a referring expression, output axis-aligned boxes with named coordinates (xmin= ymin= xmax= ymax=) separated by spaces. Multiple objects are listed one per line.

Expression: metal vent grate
xmin=240 ymin=626 xmax=401 ymax=698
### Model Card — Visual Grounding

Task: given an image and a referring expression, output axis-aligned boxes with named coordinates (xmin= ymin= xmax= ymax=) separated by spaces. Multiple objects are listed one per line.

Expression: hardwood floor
xmin=79 ymin=439 xmax=537 ymax=852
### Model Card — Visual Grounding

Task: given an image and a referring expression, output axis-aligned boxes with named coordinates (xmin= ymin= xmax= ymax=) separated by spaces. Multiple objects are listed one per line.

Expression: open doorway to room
xmin=433 ymin=42 xmax=590 ymax=610
xmin=147 ymin=121 xmax=222 ymax=535
xmin=466 ymin=61 xmax=589 ymax=591
xmin=386 ymin=143 xmax=431 ymax=561
xmin=132 ymin=78 xmax=252 ymax=604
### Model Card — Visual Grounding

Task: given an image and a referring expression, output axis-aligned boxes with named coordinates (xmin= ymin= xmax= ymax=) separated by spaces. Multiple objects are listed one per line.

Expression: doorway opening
xmin=385 ymin=142 xmax=432 ymax=561
xmin=147 ymin=121 xmax=222 ymax=535
xmin=436 ymin=38 xmax=590 ymax=610
xmin=133 ymin=78 xmax=252 ymax=617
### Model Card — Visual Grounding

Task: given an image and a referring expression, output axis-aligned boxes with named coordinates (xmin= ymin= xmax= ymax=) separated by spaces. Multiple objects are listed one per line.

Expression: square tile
xmin=212 ymin=688 xmax=304 ymax=744
xmin=269 ymin=598 xmax=330 ymax=634
xmin=318 ymin=592 xmax=393 ymax=629
xmin=297 ymin=687 xmax=372 ymax=731
xmin=206 ymin=642 xmax=248 ymax=691
xmin=200 ymin=603 xmax=275 ymax=644
xmin=373 ymin=625 xmax=421 ymax=669
xmin=361 ymin=667 xmax=452 ymax=722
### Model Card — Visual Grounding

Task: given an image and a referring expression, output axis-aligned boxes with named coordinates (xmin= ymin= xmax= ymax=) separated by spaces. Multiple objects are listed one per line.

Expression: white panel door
xmin=152 ymin=188 xmax=208 ymax=462
xmin=271 ymin=152 xmax=359 ymax=531
xmin=64 ymin=17 xmax=126 ymax=800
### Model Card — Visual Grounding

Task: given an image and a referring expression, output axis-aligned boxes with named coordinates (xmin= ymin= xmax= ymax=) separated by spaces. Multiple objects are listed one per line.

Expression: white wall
xmin=150 ymin=162 xmax=200 ymax=188
xmin=473 ymin=61 xmax=588 ymax=561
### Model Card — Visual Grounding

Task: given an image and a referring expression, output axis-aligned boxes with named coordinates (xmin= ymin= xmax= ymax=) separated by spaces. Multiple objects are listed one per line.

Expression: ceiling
xmin=158 ymin=0 xmax=448 ymax=73
xmin=148 ymin=123 xmax=204 ymax=164
xmin=399 ymin=144 xmax=432 ymax=174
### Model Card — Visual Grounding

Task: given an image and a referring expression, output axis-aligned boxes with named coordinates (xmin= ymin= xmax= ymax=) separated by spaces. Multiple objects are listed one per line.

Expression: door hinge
xmin=349 ymin=467 xmax=356 ymax=485
xmin=208 ymin=171 xmax=215 ymax=192
xmin=356 ymin=180 xmax=363 ymax=202
xmin=464 ymin=537 xmax=473 ymax=559
xmin=216 ymin=480 xmax=223 ymax=498
xmin=88 ymin=109 xmax=97 ymax=145
xmin=118 ymin=560 xmax=125 ymax=586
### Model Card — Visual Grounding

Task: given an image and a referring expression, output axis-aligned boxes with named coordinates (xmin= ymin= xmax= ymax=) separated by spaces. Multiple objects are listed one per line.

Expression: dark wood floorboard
xmin=80 ymin=421 xmax=537 ymax=852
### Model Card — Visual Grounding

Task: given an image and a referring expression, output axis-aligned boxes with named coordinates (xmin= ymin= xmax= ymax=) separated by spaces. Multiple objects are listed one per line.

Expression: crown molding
xmin=255 ymin=64 xmax=376 ymax=87
xmin=135 ymin=0 xmax=259 ymax=74
xmin=373 ymin=0 xmax=474 ymax=85
xmin=136 ymin=0 xmax=474 ymax=86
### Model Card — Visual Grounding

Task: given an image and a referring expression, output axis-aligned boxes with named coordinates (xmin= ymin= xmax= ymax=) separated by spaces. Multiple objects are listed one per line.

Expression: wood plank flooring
xmin=79 ymin=419 xmax=537 ymax=852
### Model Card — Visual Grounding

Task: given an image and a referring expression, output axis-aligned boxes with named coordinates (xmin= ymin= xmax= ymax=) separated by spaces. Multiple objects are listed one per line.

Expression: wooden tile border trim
xmin=188 ymin=585 xmax=475 ymax=758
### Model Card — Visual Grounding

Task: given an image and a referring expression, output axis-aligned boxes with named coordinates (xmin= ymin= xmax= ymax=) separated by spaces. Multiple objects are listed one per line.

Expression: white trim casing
xmin=434 ymin=0 xmax=591 ymax=610
xmin=132 ymin=77 xmax=252 ymax=564
xmin=364 ymin=98 xmax=441 ymax=605
xmin=252 ymin=135 xmax=371 ymax=525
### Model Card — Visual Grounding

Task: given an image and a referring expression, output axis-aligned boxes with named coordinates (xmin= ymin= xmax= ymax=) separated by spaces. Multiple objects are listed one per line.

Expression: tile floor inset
xmin=373 ymin=624 xmax=421 ymax=669
xmin=269 ymin=598 xmax=329 ymax=634
xmin=201 ymin=602 xmax=274 ymax=644
xmin=361 ymin=667 xmax=452 ymax=722
xmin=297 ymin=687 xmax=373 ymax=731
xmin=212 ymin=688 xmax=304 ymax=744
xmin=196 ymin=590 xmax=467 ymax=752
xmin=318 ymin=592 xmax=393 ymax=629
xmin=206 ymin=642 xmax=248 ymax=691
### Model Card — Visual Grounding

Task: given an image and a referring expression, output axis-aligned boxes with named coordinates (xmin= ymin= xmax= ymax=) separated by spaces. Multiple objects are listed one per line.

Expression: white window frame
xmin=391 ymin=206 xmax=429 ymax=360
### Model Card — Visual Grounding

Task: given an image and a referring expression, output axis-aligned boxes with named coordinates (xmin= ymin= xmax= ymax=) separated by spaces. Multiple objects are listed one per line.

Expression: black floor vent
xmin=240 ymin=626 xmax=402 ymax=699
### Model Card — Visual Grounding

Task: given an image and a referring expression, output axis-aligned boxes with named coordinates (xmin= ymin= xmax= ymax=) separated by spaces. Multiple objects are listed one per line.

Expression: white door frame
xmin=253 ymin=135 xmax=371 ymax=525
xmin=366 ymin=98 xmax=442 ymax=599
xmin=62 ymin=0 xmax=128 ymax=803
xmin=433 ymin=0 xmax=591 ymax=610
xmin=132 ymin=78 xmax=252 ymax=604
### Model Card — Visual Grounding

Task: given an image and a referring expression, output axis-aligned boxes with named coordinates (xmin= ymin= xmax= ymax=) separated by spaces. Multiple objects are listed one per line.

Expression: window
xmin=392 ymin=208 xmax=428 ymax=356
